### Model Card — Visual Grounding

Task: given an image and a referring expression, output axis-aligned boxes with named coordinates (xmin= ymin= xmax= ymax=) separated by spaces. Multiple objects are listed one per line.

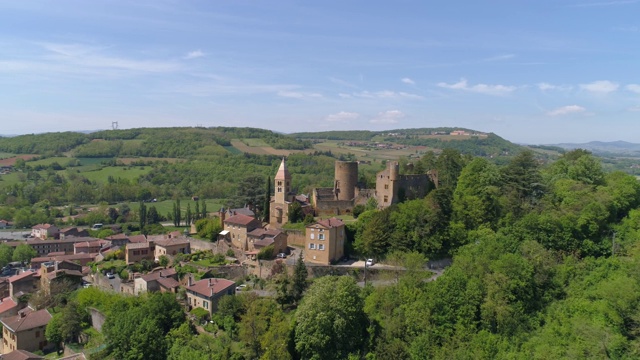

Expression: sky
xmin=0 ymin=1 xmax=639 ymax=144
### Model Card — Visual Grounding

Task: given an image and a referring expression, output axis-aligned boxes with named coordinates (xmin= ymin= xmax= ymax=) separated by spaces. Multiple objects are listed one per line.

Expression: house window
xmin=318 ymin=244 xmax=325 ymax=250
xmin=204 ymin=301 xmax=208 ymax=309
xmin=309 ymin=243 xmax=316 ymax=250
xmin=35 ymin=331 xmax=40 ymax=338
xmin=310 ymin=233 xmax=314 ymax=240
xmin=318 ymin=234 xmax=325 ymax=240
xmin=384 ymin=195 xmax=388 ymax=203
xmin=384 ymin=184 xmax=389 ymax=189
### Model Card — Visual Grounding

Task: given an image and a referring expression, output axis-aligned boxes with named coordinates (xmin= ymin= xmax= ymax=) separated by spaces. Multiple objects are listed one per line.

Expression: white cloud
xmin=437 ymin=78 xmax=516 ymax=95
xmin=326 ymin=111 xmax=360 ymax=122
xmin=370 ymin=110 xmax=405 ymax=124
xmin=537 ymin=82 xmax=573 ymax=91
xmin=277 ymin=91 xmax=323 ymax=99
xmin=580 ymin=80 xmax=619 ymax=94
xmin=547 ymin=105 xmax=586 ymax=116
xmin=401 ymin=77 xmax=415 ymax=85
xmin=183 ymin=50 xmax=204 ymax=59
xmin=484 ymin=54 xmax=516 ymax=62
xmin=351 ymin=90 xmax=423 ymax=99
xmin=626 ymin=84 xmax=640 ymax=94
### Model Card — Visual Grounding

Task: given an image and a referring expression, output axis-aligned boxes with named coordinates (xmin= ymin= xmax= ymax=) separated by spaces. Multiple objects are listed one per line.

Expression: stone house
xmin=154 ymin=238 xmax=190 ymax=261
xmin=246 ymin=228 xmax=287 ymax=254
xmin=0 ymin=309 xmax=51 ymax=354
xmin=30 ymin=225 xmax=59 ymax=240
xmin=133 ymin=268 xmax=179 ymax=296
xmin=125 ymin=242 xmax=154 ymax=264
xmin=186 ymin=277 xmax=235 ymax=317
xmin=304 ymin=218 xmax=346 ymax=265
xmin=223 ymin=214 xmax=261 ymax=251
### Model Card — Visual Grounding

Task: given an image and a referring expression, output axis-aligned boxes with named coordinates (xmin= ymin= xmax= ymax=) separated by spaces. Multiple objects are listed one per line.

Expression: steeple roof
xmin=275 ymin=157 xmax=291 ymax=180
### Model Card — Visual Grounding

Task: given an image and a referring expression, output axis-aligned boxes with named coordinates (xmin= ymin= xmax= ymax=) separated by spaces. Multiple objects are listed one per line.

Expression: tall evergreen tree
xmin=194 ymin=201 xmax=200 ymax=221
xmin=200 ymin=199 xmax=207 ymax=219
xmin=185 ymin=203 xmax=192 ymax=226
xmin=176 ymin=199 xmax=181 ymax=226
xmin=264 ymin=176 xmax=271 ymax=222
xmin=292 ymin=252 xmax=308 ymax=304
xmin=139 ymin=201 xmax=147 ymax=230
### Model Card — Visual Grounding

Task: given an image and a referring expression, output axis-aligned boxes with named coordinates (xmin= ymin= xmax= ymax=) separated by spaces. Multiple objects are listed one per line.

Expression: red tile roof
xmin=314 ymin=217 xmax=345 ymax=229
xmin=0 ymin=296 xmax=18 ymax=315
xmin=156 ymin=277 xmax=180 ymax=289
xmin=155 ymin=238 xmax=190 ymax=248
xmin=187 ymin=278 xmax=235 ymax=298
xmin=128 ymin=235 xmax=147 ymax=243
xmin=224 ymin=214 xmax=259 ymax=226
xmin=127 ymin=242 xmax=152 ymax=250
xmin=8 ymin=272 xmax=34 ymax=283
xmin=31 ymin=224 xmax=54 ymax=230
xmin=1 ymin=309 xmax=51 ymax=332
xmin=1 ymin=349 xmax=44 ymax=360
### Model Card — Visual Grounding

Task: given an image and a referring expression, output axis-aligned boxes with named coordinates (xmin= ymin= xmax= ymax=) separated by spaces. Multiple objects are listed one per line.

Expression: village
xmin=0 ymin=156 xmax=439 ymax=358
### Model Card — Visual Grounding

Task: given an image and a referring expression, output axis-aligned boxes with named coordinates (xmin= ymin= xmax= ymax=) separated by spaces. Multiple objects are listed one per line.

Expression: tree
xmin=194 ymin=201 xmax=200 ymax=222
xmin=264 ymin=176 xmax=271 ymax=222
xmin=12 ymin=243 xmax=36 ymax=263
xmin=159 ymin=255 xmax=169 ymax=267
xmin=46 ymin=313 xmax=63 ymax=350
xmin=288 ymin=202 xmax=304 ymax=223
xmin=200 ymin=199 xmax=207 ymax=219
xmin=147 ymin=205 xmax=159 ymax=224
xmin=185 ymin=203 xmax=192 ymax=226
xmin=0 ymin=244 xmax=14 ymax=268
xmin=139 ymin=201 xmax=147 ymax=230
xmin=292 ymin=252 xmax=308 ymax=304
xmin=294 ymin=276 xmax=367 ymax=360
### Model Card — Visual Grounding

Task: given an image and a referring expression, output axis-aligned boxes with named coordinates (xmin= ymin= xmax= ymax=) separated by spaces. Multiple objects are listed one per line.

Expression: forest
xmin=22 ymin=146 xmax=640 ymax=360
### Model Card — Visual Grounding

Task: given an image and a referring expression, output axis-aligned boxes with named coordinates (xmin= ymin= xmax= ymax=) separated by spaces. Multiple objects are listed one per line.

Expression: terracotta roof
xmin=1 ymin=349 xmax=44 ymax=360
xmin=225 ymin=207 xmax=255 ymax=217
xmin=247 ymin=228 xmax=282 ymax=238
xmin=127 ymin=242 xmax=152 ymax=250
xmin=31 ymin=253 xmax=97 ymax=264
xmin=313 ymin=217 xmax=345 ymax=229
xmin=224 ymin=214 xmax=259 ymax=226
xmin=1 ymin=309 xmax=51 ymax=333
xmin=0 ymin=297 xmax=18 ymax=315
xmin=26 ymin=237 xmax=97 ymax=246
xmin=156 ymin=277 xmax=180 ymax=289
xmin=275 ymin=158 xmax=290 ymax=180
xmin=187 ymin=278 xmax=235 ymax=298
xmin=74 ymin=240 xmax=103 ymax=248
xmin=45 ymin=269 xmax=83 ymax=280
xmin=254 ymin=238 xmax=275 ymax=248
xmin=8 ymin=272 xmax=34 ymax=283
xmin=155 ymin=238 xmax=189 ymax=248
xmin=106 ymin=233 xmax=128 ymax=240
xmin=141 ymin=268 xmax=177 ymax=282
xmin=128 ymin=235 xmax=147 ymax=243
xmin=46 ymin=251 xmax=66 ymax=256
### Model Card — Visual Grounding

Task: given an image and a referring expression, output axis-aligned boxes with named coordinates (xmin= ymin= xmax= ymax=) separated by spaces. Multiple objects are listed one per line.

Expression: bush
xmin=190 ymin=307 xmax=210 ymax=322
xmin=257 ymin=245 xmax=274 ymax=260
xmin=226 ymin=248 xmax=235 ymax=257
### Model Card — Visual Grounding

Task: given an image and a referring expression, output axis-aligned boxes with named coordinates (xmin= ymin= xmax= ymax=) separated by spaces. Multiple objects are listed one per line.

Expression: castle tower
xmin=334 ymin=161 xmax=358 ymax=201
xmin=274 ymin=157 xmax=291 ymax=204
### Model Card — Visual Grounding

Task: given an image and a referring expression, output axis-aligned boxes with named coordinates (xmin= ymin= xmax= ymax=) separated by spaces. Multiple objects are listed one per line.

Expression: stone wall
xmin=89 ymin=307 xmax=107 ymax=332
xmin=283 ymin=229 xmax=306 ymax=247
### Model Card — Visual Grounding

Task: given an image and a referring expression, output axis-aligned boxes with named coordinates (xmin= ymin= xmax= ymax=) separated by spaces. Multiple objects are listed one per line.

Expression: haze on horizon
xmin=0 ymin=1 xmax=639 ymax=144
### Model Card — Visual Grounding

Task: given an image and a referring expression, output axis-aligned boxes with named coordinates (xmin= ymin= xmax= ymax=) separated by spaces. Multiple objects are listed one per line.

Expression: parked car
xmin=106 ymin=272 xmax=115 ymax=279
xmin=236 ymin=284 xmax=247 ymax=292
xmin=366 ymin=259 xmax=374 ymax=267
xmin=276 ymin=253 xmax=287 ymax=259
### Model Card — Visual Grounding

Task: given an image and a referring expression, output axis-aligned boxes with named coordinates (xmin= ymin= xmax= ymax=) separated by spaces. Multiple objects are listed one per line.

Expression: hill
xmin=550 ymin=140 xmax=640 ymax=157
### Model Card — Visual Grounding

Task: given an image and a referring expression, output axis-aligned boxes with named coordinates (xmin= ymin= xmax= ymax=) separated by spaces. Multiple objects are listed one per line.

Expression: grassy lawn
xmin=282 ymin=222 xmax=306 ymax=231
xmin=77 ymin=157 xmax=114 ymax=166
xmin=0 ymin=152 xmax=16 ymax=159
xmin=242 ymin=138 xmax=270 ymax=147
xmin=224 ymin=146 xmax=242 ymax=155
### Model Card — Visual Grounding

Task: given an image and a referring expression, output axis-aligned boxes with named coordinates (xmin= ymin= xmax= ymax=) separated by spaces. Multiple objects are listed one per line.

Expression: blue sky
xmin=0 ymin=1 xmax=639 ymax=144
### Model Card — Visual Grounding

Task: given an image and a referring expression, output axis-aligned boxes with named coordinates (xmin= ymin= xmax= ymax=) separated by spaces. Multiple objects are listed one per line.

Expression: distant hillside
xmin=550 ymin=141 xmax=640 ymax=157
xmin=290 ymin=127 xmax=524 ymax=158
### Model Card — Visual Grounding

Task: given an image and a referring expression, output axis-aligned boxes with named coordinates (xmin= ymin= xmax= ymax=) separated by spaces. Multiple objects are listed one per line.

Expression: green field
xmin=78 ymin=157 xmax=114 ymax=166
xmin=224 ymin=146 xmax=242 ymax=155
xmin=0 ymin=152 xmax=15 ymax=159
xmin=242 ymin=138 xmax=270 ymax=147
xmin=80 ymin=166 xmax=151 ymax=183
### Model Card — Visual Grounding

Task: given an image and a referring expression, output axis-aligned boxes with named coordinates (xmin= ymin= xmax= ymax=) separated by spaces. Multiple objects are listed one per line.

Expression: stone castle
xmin=269 ymin=158 xmax=437 ymax=225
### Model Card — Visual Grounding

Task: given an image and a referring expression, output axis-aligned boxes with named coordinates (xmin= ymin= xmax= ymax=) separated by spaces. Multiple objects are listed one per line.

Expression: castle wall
xmin=314 ymin=200 xmax=355 ymax=216
xmin=334 ymin=161 xmax=358 ymax=201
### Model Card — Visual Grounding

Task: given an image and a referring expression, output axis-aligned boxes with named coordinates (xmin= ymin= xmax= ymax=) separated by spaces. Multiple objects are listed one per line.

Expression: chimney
xmin=19 ymin=311 xmax=26 ymax=318
xmin=187 ymin=275 xmax=193 ymax=287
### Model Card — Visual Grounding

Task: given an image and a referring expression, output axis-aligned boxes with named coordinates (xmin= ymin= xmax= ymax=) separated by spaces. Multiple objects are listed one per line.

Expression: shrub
xmin=257 ymin=245 xmax=274 ymax=260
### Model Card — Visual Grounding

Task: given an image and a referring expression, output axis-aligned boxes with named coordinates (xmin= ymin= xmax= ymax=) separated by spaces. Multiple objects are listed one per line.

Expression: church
xmin=269 ymin=158 xmax=312 ymax=226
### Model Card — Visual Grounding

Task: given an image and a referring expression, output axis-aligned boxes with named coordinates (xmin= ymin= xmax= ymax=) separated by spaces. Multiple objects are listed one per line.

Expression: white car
xmin=235 ymin=284 xmax=247 ymax=292
xmin=366 ymin=259 xmax=374 ymax=267
xmin=106 ymin=273 xmax=115 ymax=279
